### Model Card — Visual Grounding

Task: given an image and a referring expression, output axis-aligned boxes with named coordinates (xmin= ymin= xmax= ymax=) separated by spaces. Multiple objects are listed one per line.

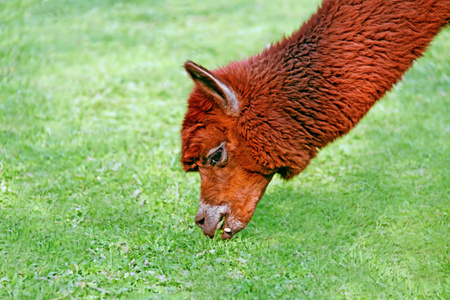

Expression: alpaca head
xmin=181 ymin=61 xmax=274 ymax=240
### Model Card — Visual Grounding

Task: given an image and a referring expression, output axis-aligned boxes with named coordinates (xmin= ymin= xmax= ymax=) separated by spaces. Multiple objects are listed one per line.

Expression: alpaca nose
xmin=195 ymin=214 xmax=205 ymax=228
xmin=194 ymin=211 xmax=217 ymax=238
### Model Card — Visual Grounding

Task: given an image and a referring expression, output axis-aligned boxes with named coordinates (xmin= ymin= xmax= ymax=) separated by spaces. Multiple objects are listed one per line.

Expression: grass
xmin=0 ymin=0 xmax=449 ymax=298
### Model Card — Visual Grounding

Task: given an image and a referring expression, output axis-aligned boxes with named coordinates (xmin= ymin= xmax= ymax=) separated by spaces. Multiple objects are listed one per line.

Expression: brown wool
xmin=181 ymin=0 xmax=449 ymax=238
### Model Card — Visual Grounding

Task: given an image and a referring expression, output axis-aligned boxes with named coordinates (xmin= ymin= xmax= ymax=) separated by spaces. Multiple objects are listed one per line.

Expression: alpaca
xmin=181 ymin=0 xmax=450 ymax=239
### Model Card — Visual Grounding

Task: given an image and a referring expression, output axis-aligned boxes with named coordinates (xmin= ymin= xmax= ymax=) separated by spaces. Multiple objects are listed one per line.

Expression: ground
xmin=0 ymin=0 xmax=449 ymax=298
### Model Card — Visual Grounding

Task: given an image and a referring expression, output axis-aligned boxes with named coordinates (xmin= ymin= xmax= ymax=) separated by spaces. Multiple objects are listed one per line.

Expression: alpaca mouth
xmin=213 ymin=216 xmax=231 ymax=239
xmin=195 ymin=203 xmax=241 ymax=240
xmin=212 ymin=216 xmax=234 ymax=240
xmin=221 ymin=227 xmax=233 ymax=240
xmin=194 ymin=196 xmax=260 ymax=240
xmin=214 ymin=216 xmax=225 ymax=236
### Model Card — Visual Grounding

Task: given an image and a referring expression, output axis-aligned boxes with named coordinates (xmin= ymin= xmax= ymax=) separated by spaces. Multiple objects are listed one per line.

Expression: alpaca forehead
xmin=184 ymin=119 xmax=233 ymax=146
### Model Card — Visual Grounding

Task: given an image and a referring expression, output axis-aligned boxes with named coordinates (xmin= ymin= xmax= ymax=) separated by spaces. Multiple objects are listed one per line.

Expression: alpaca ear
xmin=184 ymin=61 xmax=240 ymax=116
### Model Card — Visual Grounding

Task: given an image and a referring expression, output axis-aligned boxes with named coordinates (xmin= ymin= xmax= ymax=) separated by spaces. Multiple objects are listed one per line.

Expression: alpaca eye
xmin=209 ymin=148 xmax=223 ymax=165
xmin=207 ymin=143 xmax=227 ymax=166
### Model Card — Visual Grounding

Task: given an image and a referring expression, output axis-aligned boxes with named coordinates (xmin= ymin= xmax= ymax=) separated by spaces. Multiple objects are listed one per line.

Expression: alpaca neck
xmin=250 ymin=0 xmax=449 ymax=147
xmin=232 ymin=0 xmax=448 ymax=175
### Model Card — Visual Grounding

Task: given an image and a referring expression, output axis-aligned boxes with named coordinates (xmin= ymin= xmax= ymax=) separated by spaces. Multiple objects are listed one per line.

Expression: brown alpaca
xmin=181 ymin=0 xmax=450 ymax=239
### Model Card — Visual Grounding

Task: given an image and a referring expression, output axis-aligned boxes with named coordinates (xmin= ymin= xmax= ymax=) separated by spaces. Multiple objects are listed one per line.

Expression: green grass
xmin=0 ymin=0 xmax=449 ymax=298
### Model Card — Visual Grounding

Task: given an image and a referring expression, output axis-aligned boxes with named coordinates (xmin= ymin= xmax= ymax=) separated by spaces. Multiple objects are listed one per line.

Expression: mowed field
xmin=1 ymin=0 xmax=449 ymax=298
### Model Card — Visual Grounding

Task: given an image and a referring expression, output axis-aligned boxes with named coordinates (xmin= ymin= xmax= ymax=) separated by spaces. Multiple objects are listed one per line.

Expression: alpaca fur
xmin=181 ymin=0 xmax=449 ymax=239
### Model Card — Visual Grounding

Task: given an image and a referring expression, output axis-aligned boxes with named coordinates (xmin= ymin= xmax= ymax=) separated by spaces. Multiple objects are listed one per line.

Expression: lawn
xmin=0 ymin=0 xmax=449 ymax=298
